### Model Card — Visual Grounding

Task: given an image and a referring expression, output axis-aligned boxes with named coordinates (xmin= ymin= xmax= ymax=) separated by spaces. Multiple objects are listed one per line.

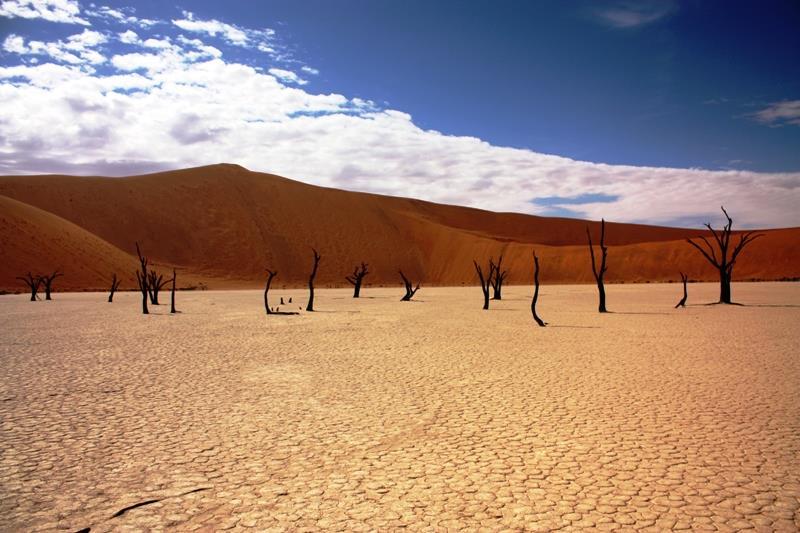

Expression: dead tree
xmin=531 ymin=252 xmax=546 ymax=327
xmin=489 ymin=255 xmax=508 ymax=300
xmin=345 ymin=262 xmax=369 ymax=298
xmin=264 ymin=269 xmax=299 ymax=315
xmin=675 ymin=272 xmax=688 ymax=308
xmin=135 ymin=242 xmax=149 ymax=315
xmin=39 ymin=270 xmax=62 ymax=300
xmin=17 ymin=272 xmax=41 ymax=301
xmin=473 ymin=259 xmax=495 ymax=310
xmin=108 ymin=273 xmax=122 ymax=302
xmin=587 ymin=218 xmax=609 ymax=313
xmin=147 ymin=269 xmax=170 ymax=305
xmin=686 ymin=206 xmax=764 ymax=304
xmin=399 ymin=270 xmax=420 ymax=301
xmin=170 ymin=268 xmax=177 ymax=314
xmin=306 ymin=248 xmax=321 ymax=312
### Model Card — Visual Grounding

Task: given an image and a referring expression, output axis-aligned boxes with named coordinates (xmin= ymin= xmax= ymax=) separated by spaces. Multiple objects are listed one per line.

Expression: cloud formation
xmin=593 ymin=0 xmax=676 ymax=29
xmin=0 ymin=2 xmax=798 ymax=228
xmin=0 ymin=0 xmax=88 ymax=25
xmin=751 ymin=100 xmax=800 ymax=127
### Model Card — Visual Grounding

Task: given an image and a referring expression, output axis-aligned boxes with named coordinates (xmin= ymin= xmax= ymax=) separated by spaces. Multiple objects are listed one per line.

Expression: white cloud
xmin=2 ymin=29 xmax=107 ymax=65
xmin=0 ymin=0 xmax=89 ymax=25
xmin=268 ymin=68 xmax=307 ymax=85
xmin=594 ymin=0 xmax=675 ymax=29
xmin=751 ymin=100 xmax=800 ymax=127
xmin=84 ymin=5 xmax=158 ymax=27
xmin=301 ymin=66 xmax=319 ymax=75
xmin=172 ymin=11 xmax=248 ymax=46
xmin=118 ymin=30 xmax=139 ymax=44
xmin=2 ymin=34 xmax=27 ymax=54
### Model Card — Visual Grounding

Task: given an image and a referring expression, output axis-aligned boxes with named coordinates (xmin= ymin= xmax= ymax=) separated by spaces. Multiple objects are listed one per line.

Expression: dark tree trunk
xmin=264 ymin=269 xmax=299 ymax=316
xmin=135 ymin=242 xmax=149 ymax=315
xmin=39 ymin=270 xmax=62 ymax=300
xmin=399 ymin=270 xmax=420 ymax=301
xmin=16 ymin=272 xmax=41 ymax=301
xmin=587 ymin=219 xmax=609 ymax=313
xmin=108 ymin=273 xmax=121 ymax=302
xmin=170 ymin=268 xmax=177 ymax=314
xmin=473 ymin=259 xmax=494 ymax=310
xmin=686 ymin=207 xmax=763 ymax=305
xmin=306 ymin=248 xmax=321 ymax=312
xmin=345 ymin=262 xmax=369 ymax=298
xmin=490 ymin=255 xmax=507 ymax=300
xmin=147 ymin=270 xmax=168 ymax=305
xmin=675 ymin=272 xmax=688 ymax=308
xmin=531 ymin=252 xmax=546 ymax=327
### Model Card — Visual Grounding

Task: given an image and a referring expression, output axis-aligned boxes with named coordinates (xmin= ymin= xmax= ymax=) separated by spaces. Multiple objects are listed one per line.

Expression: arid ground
xmin=1 ymin=283 xmax=799 ymax=531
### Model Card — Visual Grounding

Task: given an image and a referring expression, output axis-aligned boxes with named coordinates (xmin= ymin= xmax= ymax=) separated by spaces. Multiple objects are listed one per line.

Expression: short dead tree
xmin=473 ymin=259 xmax=495 ymax=310
xmin=39 ymin=270 xmax=62 ymax=300
xmin=675 ymin=272 xmax=688 ymax=308
xmin=147 ymin=269 xmax=170 ymax=305
xmin=17 ymin=272 xmax=41 ymax=301
xmin=686 ymin=206 xmax=764 ymax=305
xmin=264 ymin=269 xmax=298 ymax=315
xmin=345 ymin=262 xmax=369 ymax=298
xmin=587 ymin=218 xmax=609 ymax=313
xmin=108 ymin=273 xmax=122 ymax=302
xmin=399 ymin=270 xmax=420 ymax=301
xmin=135 ymin=242 xmax=150 ymax=315
xmin=489 ymin=255 xmax=508 ymax=300
xmin=170 ymin=268 xmax=177 ymax=314
xmin=531 ymin=252 xmax=546 ymax=327
xmin=306 ymin=248 xmax=321 ymax=312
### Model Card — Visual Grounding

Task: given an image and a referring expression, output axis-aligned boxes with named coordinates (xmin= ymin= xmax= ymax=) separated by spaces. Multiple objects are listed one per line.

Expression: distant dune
xmin=1 ymin=163 xmax=798 ymax=291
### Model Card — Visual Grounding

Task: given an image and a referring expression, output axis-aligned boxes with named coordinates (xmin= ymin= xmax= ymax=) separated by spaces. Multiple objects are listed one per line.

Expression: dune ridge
xmin=1 ymin=163 xmax=798 ymax=291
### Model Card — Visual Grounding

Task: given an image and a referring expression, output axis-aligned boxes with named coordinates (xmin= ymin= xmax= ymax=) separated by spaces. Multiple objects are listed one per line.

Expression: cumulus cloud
xmin=751 ymin=100 xmax=800 ymax=127
xmin=172 ymin=11 xmax=248 ymax=46
xmin=0 ymin=0 xmax=89 ymax=25
xmin=0 ymin=4 xmax=797 ymax=228
xmin=268 ymin=68 xmax=307 ymax=85
xmin=2 ymin=29 xmax=107 ymax=65
xmin=84 ymin=5 xmax=158 ymax=27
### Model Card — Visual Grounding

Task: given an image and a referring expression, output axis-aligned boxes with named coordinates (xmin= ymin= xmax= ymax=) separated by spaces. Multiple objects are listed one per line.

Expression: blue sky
xmin=1 ymin=0 xmax=799 ymax=227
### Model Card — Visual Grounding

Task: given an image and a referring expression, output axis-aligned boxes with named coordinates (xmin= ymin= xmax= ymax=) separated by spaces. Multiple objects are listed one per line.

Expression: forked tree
xmin=135 ymin=242 xmax=150 ymax=314
xmin=675 ymin=272 xmax=688 ymax=308
xmin=531 ymin=251 xmax=546 ymax=327
xmin=17 ymin=272 xmax=41 ymax=301
xmin=473 ymin=259 xmax=495 ymax=310
xmin=686 ymin=206 xmax=764 ymax=304
xmin=108 ymin=273 xmax=122 ymax=302
xmin=399 ymin=270 xmax=420 ymax=301
xmin=306 ymin=248 xmax=321 ymax=312
xmin=489 ymin=255 xmax=508 ymax=300
xmin=39 ymin=270 xmax=62 ymax=300
xmin=587 ymin=218 xmax=609 ymax=313
xmin=264 ymin=269 xmax=299 ymax=316
xmin=170 ymin=268 xmax=177 ymax=314
xmin=345 ymin=262 xmax=369 ymax=298
xmin=147 ymin=269 xmax=170 ymax=305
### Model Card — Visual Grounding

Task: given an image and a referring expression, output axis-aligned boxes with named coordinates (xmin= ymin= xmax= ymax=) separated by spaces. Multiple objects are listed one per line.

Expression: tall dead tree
xmin=587 ymin=218 xmax=609 ymax=313
xmin=473 ymin=259 xmax=495 ymax=310
xmin=686 ymin=206 xmax=764 ymax=304
xmin=147 ymin=269 xmax=170 ymax=305
xmin=39 ymin=270 xmax=62 ymax=300
xmin=306 ymin=248 xmax=321 ymax=312
xmin=108 ymin=273 xmax=122 ymax=302
xmin=399 ymin=270 xmax=420 ymax=301
xmin=170 ymin=268 xmax=177 ymax=314
xmin=531 ymin=252 xmax=546 ymax=327
xmin=135 ymin=242 xmax=149 ymax=315
xmin=490 ymin=255 xmax=508 ymax=300
xmin=264 ymin=269 xmax=298 ymax=315
xmin=345 ymin=262 xmax=369 ymax=298
xmin=675 ymin=272 xmax=688 ymax=308
xmin=17 ymin=272 xmax=41 ymax=301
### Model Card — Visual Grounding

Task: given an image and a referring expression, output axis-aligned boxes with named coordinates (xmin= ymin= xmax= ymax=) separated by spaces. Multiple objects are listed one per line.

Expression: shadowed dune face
xmin=1 ymin=163 xmax=798 ymax=290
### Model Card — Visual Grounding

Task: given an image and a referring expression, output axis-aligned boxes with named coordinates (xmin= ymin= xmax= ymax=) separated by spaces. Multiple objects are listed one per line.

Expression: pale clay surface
xmin=1 ymin=283 xmax=799 ymax=532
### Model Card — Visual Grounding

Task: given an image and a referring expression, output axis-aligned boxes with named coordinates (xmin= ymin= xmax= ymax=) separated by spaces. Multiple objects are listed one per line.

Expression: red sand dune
xmin=1 ymin=163 xmax=798 ymax=291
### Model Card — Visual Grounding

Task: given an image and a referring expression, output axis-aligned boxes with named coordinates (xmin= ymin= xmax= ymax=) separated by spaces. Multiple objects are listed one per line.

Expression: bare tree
xmin=17 ymin=272 xmax=41 ymax=301
xmin=265 ymin=269 xmax=298 ymax=315
xmin=531 ymin=251 xmax=546 ymax=327
xmin=108 ymin=273 xmax=122 ymax=302
xmin=345 ymin=262 xmax=369 ymax=298
xmin=489 ymin=255 xmax=508 ymax=300
xmin=306 ymin=248 xmax=321 ymax=312
xmin=170 ymin=268 xmax=177 ymax=314
xmin=675 ymin=272 xmax=688 ymax=308
xmin=38 ymin=270 xmax=62 ymax=300
xmin=686 ymin=206 xmax=764 ymax=304
xmin=473 ymin=259 xmax=495 ymax=310
xmin=147 ymin=269 xmax=170 ymax=305
xmin=587 ymin=218 xmax=609 ymax=313
xmin=135 ymin=242 xmax=149 ymax=315
xmin=399 ymin=270 xmax=420 ymax=301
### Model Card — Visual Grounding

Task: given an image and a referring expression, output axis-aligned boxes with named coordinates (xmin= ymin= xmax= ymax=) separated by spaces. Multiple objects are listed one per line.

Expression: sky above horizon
xmin=1 ymin=0 xmax=799 ymax=228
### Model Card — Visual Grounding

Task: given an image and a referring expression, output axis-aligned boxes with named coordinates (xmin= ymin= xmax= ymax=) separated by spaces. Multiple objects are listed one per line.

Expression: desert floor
xmin=1 ymin=283 xmax=799 ymax=532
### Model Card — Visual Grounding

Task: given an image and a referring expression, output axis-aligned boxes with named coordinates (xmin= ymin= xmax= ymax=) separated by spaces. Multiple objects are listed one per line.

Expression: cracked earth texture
xmin=1 ymin=283 xmax=799 ymax=532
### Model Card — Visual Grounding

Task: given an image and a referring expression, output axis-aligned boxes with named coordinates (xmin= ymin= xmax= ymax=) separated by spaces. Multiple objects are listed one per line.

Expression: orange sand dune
xmin=1 ymin=163 xmax=798 ymax=291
